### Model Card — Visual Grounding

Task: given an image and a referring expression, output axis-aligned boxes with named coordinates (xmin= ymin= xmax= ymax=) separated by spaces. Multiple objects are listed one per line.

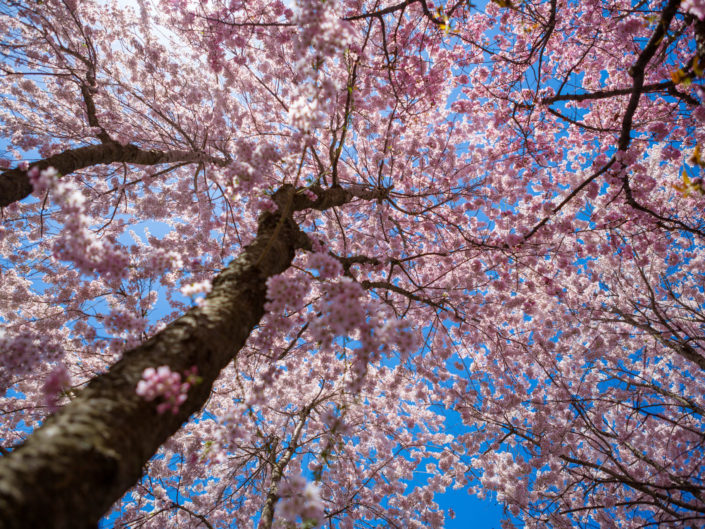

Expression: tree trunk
xmin=0 ymin=185 xmax=308 ymax=528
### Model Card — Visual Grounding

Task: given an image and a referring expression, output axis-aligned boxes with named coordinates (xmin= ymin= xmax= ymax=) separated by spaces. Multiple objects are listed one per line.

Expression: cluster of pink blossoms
xmin=142 ymin=248 xmax=184 ymax=275
xmin=309 ymin=277 xmax=366 ymax=341
xmin=286 ymin=0 xmax=354 ymax=131
xmin=0 ymin=328 xmax=65 ymax=393
xmin=293 ymin=0 xmax=352 ymax=60
xmin=33 ymin=167 xmax=129 ymax=279
xmin=306 ymin=252 xmax=342 ymax=279
xmin=380 ymin=318 xmax=420 ymax=357
xmin=265 ymin=273 xmax=311 ymax=314
xmin=180 ymin=279 xmax=212 ymax=303
xmin=135 ymin=366 xmax=198 ymax=414
xmin=274 ymin=474 xmax=325 ymax=528
xmin=683 ymin=0 xmax=705 ymax=19
xmin=42 ymin=364 xmax=71 ymax=413
xmin=27 ymin=164 xmax=54 ymax=194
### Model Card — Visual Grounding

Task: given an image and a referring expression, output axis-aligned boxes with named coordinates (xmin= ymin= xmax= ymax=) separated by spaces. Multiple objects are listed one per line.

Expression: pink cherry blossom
xmin=0 ymin=0 xmax=703 ymax=527
xmin=136 ymin=365 xmax=195 ymax=415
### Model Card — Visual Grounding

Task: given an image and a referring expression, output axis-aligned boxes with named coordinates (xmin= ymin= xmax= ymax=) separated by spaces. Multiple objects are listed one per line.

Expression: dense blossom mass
xmin=0 ymin=0 xmax=704 ymax=527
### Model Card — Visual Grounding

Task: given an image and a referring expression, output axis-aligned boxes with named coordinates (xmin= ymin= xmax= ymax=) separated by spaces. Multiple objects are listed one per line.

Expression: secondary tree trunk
xmin=0 ymin=185 xmax=308 ymax=528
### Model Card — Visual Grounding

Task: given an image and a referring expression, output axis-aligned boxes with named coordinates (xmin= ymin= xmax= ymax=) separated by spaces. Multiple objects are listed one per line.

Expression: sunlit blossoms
xmin=50 ymin=177 xmax=129 ymax=279
xmin=180 ymin=279 xmax=212 ymax=299
xmin=683 ymin=0 xmax=705 ymax=19
xmin=0 ymin=0 xmax=704 ymax=527
xmin=274 ymin=475 xmax=325 ymax=528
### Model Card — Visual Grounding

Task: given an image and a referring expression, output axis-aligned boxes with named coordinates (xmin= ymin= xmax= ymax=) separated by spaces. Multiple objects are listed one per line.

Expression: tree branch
xmin=0 ymin=143 xmax=229 ymax=208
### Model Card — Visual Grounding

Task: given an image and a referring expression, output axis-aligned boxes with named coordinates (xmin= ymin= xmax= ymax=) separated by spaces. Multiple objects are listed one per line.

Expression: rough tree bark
xmin=0 ymin=142 xmax=227 ymax=208
xmin=0 ymin=184 xmax=309 ymax=528
xmin=0 ymin=182 xmax=386 ymax=528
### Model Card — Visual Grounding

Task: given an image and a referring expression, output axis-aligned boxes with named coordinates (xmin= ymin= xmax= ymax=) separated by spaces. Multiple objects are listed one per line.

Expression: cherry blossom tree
xmin=0 ymin=0 xmax=703 ymax=528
